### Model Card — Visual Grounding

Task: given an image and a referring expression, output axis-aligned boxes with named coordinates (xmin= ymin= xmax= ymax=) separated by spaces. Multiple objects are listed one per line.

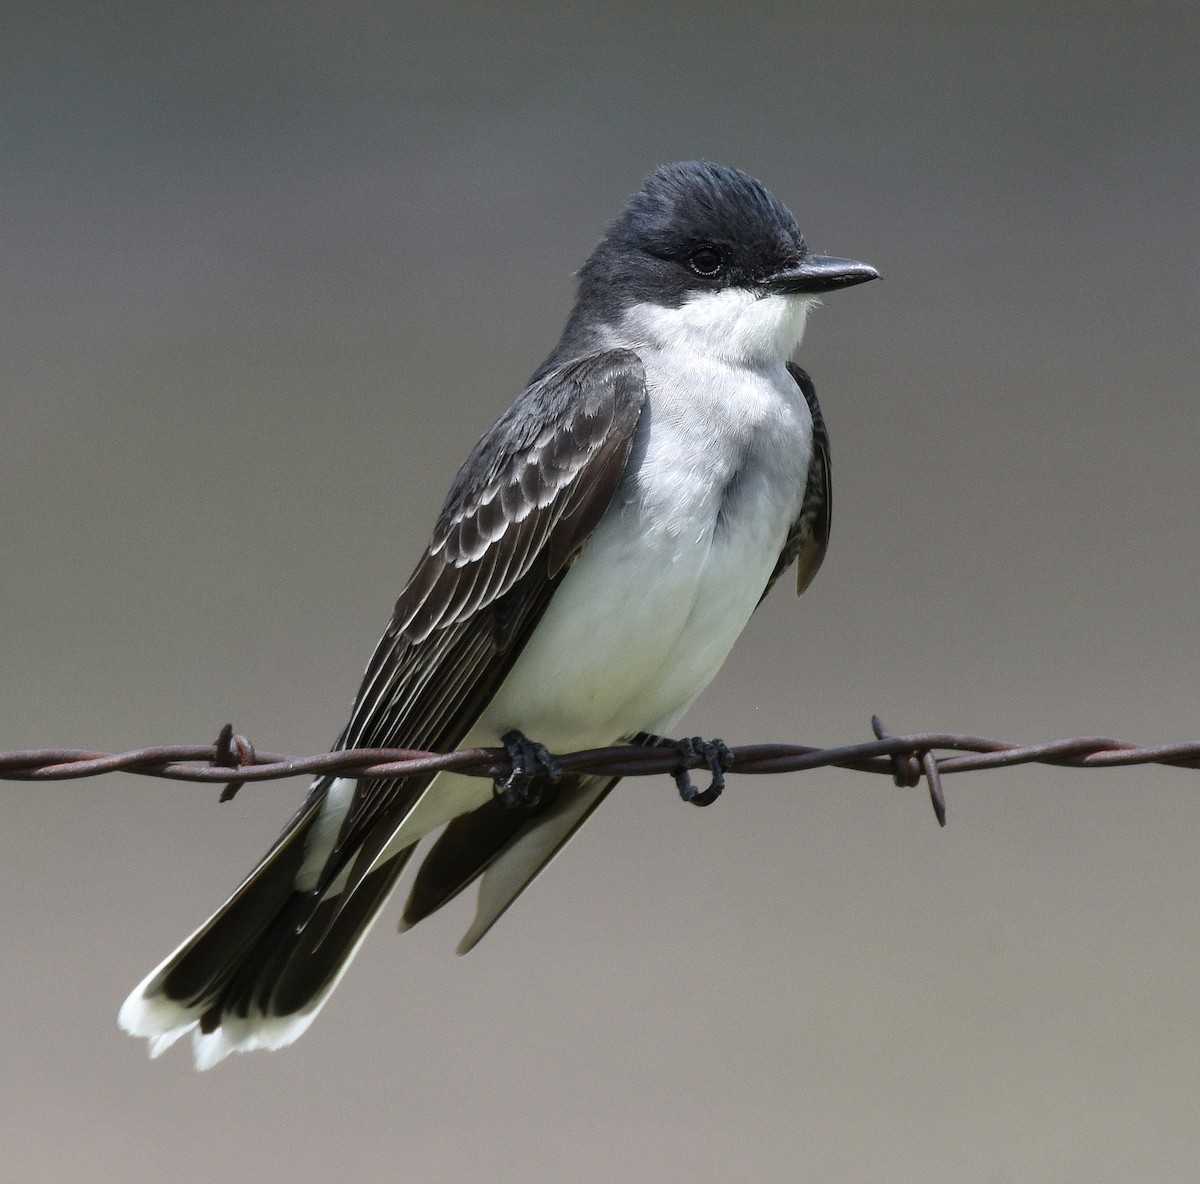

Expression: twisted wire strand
xmin=3 ymin=719 xmax=1197 ymax=827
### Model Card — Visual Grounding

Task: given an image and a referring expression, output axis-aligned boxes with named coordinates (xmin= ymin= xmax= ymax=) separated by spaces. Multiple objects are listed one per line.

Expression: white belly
xmin=472 ymin=497 xmax=778 ymax=748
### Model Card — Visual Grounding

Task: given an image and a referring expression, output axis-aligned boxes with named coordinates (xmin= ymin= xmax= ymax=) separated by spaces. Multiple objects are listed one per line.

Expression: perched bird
xmin=120 ymin=161 xmax=877 ymax=1068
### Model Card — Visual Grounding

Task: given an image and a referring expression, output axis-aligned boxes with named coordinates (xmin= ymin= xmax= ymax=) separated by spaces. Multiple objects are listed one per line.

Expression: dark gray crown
xmin=577 ymin=162 xmax=806 ymax=308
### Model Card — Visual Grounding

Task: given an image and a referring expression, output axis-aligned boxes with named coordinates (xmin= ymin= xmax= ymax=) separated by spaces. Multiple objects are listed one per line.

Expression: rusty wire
xmin=4 ymin=718 xmax=1200 ymax=827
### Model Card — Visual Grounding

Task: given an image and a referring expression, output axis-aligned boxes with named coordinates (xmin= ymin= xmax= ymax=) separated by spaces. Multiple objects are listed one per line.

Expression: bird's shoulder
xmin=388 ymin=348 xmax=648 ymax=645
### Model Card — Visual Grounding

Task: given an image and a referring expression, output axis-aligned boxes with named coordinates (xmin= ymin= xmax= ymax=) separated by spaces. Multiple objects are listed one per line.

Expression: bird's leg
xmin=494 ymin=729 xmax=564 ymax=810
xmin=635 ymin=732 xmax=734 ymax=807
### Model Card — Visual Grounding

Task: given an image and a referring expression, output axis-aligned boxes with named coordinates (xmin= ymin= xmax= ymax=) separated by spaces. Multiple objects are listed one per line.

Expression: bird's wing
xmin=455 ymin=774 xmax=619 ymax=953
xmin=315 ymin=349 xmax=647 ymax=889
xmin=399 ymin=772 xmax=620 ymax=948
xmin=761 ymin=362 xmax=832 ymax=601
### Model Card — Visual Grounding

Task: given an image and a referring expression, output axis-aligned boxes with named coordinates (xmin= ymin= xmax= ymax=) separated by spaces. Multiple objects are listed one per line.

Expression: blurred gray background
xmin=3 ymin=3 xmax=1199 ymax=1180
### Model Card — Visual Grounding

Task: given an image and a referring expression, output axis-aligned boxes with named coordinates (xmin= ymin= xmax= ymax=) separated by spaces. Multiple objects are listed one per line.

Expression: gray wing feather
xmin=761 ymin=363 xmax=832 ymax=601
xmin=454 ymin=775 xmax=620 ymax=953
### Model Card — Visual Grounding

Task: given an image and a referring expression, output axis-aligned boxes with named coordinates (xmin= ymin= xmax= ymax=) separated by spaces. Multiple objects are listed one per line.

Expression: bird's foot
xmin=493 ymin=729 xmax=564 ymax=810
xmin=638 ymin=733 xmax=734 ymax=807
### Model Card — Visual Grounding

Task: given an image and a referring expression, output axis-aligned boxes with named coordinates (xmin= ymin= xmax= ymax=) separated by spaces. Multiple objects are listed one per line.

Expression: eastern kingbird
xmin=120 ymin=161 xmax=877 ymax=1068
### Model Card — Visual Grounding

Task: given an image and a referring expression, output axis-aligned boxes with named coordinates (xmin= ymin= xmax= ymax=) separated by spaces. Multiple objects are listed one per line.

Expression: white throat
xmin=621 ymin=288 xmax=817 ymax=367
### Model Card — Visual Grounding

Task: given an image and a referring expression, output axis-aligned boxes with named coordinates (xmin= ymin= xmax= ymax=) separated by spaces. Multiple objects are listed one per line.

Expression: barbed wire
xmin=4 ymin=718 xmax=1200 ymax=827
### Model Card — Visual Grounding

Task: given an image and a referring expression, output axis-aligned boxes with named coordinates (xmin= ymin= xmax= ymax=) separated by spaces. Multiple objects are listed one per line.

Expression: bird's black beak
xmin=762 ymin=255 xmax=880 ymax=295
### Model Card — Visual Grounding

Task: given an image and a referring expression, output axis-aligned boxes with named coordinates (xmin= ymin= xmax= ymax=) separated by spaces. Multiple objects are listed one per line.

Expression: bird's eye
xmin=687 ymin=246 xmax=724 ymax=277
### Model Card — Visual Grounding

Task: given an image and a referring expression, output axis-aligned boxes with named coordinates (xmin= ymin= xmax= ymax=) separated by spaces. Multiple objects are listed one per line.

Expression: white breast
xmin=472 ymin=345 xmax=814 ymax=751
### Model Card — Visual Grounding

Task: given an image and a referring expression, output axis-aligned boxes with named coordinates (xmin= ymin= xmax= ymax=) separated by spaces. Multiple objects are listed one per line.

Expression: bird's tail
xmin=118 ymin=784 xmax=415 ymax=1070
